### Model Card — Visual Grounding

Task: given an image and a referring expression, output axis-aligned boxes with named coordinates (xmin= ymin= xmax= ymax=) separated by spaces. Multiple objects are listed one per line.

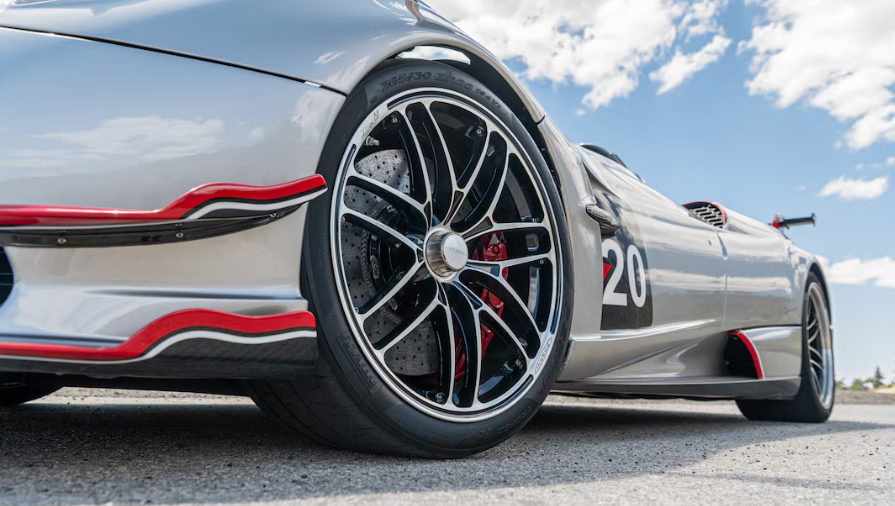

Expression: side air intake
xmin=724 ymin=332 xmax=762 ymax=380
xmin=0 ymin=248 xmax=12 ymax=306
xmin=684 ymin=201 xmax=727 ymax=228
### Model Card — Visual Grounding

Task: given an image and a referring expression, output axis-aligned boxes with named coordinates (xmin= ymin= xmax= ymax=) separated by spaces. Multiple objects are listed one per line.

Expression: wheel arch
xmin=809 ymin=262 xmax=832 ymax=323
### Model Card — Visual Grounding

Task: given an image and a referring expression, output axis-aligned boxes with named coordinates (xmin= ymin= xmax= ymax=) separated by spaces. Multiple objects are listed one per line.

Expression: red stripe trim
xmin=732 ymin=331 xmax=763 ymax=380
xmin=0 ymin=175 xmax=326 ymax=226
xmin=0 ymin=309 xmax=316 ymax=361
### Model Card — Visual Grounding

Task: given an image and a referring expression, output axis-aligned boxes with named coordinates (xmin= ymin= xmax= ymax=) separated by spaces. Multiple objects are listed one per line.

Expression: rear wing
xmin=771 ymin=213 xmax=816 ymax=230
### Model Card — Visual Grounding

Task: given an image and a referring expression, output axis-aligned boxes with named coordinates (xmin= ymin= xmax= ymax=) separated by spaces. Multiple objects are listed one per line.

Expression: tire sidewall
xmin=303 ymin=60 xmax=573 ymax=456
xmin=799 ymin=274 xmax=834 ymax=416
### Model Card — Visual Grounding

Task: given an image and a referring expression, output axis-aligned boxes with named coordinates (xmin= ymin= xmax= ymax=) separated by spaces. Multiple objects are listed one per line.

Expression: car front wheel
xmin=250 ymin=59 xmax=574 ymax=457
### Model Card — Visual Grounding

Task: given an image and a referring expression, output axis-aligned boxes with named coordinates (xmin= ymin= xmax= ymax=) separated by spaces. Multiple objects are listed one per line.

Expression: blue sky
xmin=426 ymin=0 xmax=895 ymax=380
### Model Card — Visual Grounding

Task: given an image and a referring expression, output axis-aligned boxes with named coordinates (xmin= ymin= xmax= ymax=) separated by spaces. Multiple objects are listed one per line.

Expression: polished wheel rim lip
xmin=806 ymin=284 xmax=834 ymax=409
xmin=329 ymin=88 xmax=564 ymax=422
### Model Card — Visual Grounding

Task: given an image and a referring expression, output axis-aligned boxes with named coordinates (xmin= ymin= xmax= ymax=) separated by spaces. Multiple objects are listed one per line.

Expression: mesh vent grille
xmin=0 ymin=248 xmax=12 ymax=306
xmin=684 ymin=202 xmax=726 ymax=228
xmin=724 ymin=335 xmax=759 ymax=379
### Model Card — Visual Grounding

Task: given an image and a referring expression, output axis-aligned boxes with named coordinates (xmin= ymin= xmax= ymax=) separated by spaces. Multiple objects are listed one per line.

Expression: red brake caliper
xmin=454 ymin=233 xmax=508 ymax=381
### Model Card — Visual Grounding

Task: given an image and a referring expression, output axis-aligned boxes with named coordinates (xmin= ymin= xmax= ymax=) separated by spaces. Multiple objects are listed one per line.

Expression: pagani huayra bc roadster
xmin=0 ymin=0 xmax=833 ymax=457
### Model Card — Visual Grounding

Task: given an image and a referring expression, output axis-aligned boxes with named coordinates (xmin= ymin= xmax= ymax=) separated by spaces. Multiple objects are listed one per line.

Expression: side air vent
xmin=0 ymin=248 xmax=12 ymax=306
xmin=683 ymin=201 xmax=727 ymax=228
xmin=724 ymin=332 xmax=761 ymax=379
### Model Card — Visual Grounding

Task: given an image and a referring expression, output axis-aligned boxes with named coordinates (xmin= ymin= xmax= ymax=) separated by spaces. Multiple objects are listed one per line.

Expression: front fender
xmin=0 ymin=0 xmax=546 ymax=122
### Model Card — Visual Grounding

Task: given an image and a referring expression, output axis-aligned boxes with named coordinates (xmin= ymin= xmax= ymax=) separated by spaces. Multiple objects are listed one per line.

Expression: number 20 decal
xmin=602 ymin=238 xmax=647 ymax=308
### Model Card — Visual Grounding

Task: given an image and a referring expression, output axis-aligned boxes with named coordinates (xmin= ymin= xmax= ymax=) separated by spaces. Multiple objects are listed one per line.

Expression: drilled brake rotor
xmin=341 ymin=149 xmax=438 ymax=376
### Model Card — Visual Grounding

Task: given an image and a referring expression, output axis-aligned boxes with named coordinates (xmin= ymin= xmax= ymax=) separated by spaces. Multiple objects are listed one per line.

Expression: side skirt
xmin=0 ymin=310 xmax=317 ymax=379
xmin=554 ymin=377 xmax=800 ymax=401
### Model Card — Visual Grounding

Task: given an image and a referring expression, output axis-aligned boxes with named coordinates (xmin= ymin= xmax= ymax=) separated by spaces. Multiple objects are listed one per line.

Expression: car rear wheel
xmin=736 ymin=273 xmax=834 ymax=422
xmin=250 ymin=60 xmax=573 ymax=457
xmin=0 ymin=373 xmax=59 ymax=407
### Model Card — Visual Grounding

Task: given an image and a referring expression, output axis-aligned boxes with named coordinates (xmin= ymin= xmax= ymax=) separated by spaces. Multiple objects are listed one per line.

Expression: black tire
xmin=736 ymin=273 xmax=834 ymax=422
xmin=249 ymin=60 xmax=574 ymax=458
xmin=0 ymin=373 xmax=60 ymax=407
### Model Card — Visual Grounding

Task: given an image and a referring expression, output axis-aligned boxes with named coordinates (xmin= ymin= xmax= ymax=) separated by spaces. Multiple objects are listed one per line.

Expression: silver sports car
xmin=0 ymin=0 xmax=834 ymax=458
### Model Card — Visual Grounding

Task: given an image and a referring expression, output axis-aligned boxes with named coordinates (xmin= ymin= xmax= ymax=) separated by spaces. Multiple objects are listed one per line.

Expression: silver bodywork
xmin=0 ymin=0 xmax=827 ymax=398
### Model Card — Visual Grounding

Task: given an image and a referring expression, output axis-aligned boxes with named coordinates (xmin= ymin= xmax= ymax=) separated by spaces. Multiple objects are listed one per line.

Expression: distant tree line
xmin=836 ymin=366 xmax=893 ymax=391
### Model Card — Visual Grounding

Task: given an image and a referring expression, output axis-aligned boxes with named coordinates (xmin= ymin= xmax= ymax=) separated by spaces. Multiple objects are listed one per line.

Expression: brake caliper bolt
xmin=475 ymin=127 xmax=485 ymax=136
xmin=435 ymin=392 xmax=445 ymax=403
xmin=57 ymin=237 xmax=67 ymax=245
xmin=364 ymin=136 xmax=380 ymax=147
xmin=515 ymin=358 xmax=524 ymax=369
xmin=175 ymin=232 xmax=185 ymax=240
xmin=391 ymin=115 xmax=399 ymax=124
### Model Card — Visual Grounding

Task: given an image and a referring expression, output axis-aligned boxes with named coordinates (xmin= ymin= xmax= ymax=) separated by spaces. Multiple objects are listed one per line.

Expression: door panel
xmin=719 ymin=210 xmax=801 ymax=329
xmin=583 ymin=152 xmax=726 ymax=332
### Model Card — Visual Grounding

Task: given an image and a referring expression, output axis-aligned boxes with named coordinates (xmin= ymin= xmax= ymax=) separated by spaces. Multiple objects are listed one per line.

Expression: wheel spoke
xmin=460 ymin=268 xmax=542 ymax=354
xmin=451 ymin=124 xmax=494 ymax=224
xmin=810 ymin=357 xmax=823 ymax=372
xmin=436 ymin=288 xmax=457 ymax=405
xmin=452 ymin=149 xmax=510 ymax=235
xmin=468 ymin=252 xmax=552 ymax=272
xmin=807 ymin=327 xmax=819 ymax=343
xmin=346 ymin=169 xmax=427 ymax=225
xmin=420 ymin=104 xmax=462 ymax=224
xmin=809 ymin=346 xmax=823 ymax=361
xmin=397 ymin=109 xmax=433 ymax=222
xmin=478 ymin=302 xmax=532 ymax=365
xmin=341 ymin=208 xmax=420 ymax=252
xmin=459 ymin=126 xmax=491 ymax=190
xmin=375 ymin=294 xmax=440 ymax=355
xmin=810 ymin=367 xmax=821 ymax=391
xmin=463 ymin=220 xmax=549 ymax=242
xmin=447 ymin=283 xmax=485 ymax=408
xmin=806 ymin=317 xmax=817 ymax=332
xmin=357 ymin=261 xmax=426 ymax=320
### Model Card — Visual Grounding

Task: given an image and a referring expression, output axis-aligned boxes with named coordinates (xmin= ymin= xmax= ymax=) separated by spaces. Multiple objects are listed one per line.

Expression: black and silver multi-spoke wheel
xmin=250 ymin=60 xmax=573 ymax=457
xmin=737 ymin=272 xmax=834 ymax=422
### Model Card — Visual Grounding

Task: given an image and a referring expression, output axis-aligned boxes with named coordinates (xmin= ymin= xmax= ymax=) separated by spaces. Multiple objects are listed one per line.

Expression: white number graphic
xmin=602 ymin=238 xmax=647 ymax=307
xmin=627 ymin=244 xmax=646 ymax=308
xmin=601 ymin=238 xmax=627 ymax=306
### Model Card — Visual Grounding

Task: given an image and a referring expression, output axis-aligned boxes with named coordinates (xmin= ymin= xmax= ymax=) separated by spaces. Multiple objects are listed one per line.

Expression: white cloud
xmin=426 ymin=0 xmax=729 ymax=110
xmin=743 ymin=0 xmax=895 ymax=150
xmin=825 ymin=257 xmax=895 ymax=288
xmin=248 ymin=127 xmax=264 ymax=140
xmin=650 ymin=34 xmax=731 ymax=94
xmin=575 ymin=109 xmax=587 ymax=117
xmin=888 ymin=157 xmax=895 ymax=166
xmin=818 ymin=175 xmax=889 ymax=200
xmin=679 ymin=0 xmax=728 ymax=41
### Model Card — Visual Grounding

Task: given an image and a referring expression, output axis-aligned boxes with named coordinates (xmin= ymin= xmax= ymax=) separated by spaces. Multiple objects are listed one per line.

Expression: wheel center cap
xmin=426 ymin=232 xmax=468 ymax=277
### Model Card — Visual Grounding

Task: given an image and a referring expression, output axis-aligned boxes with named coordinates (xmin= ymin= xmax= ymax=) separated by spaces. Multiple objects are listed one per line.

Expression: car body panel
xmin=0 ymin=27 xmax=341 ymax=348
xmin=0 ymin=1 xmax=828 ymax=398
xmin=0 ymin=0 xmax=546 ymax=121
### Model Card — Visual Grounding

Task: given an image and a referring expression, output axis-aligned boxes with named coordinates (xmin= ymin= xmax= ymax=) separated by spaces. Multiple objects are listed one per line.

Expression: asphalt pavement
xmin=0 ymin=388 xmax=892 ymax=505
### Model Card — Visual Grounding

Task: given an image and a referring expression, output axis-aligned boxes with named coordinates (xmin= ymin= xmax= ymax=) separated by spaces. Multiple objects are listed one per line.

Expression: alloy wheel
xmin=330 ymin=90 xmax=562 ymax=421
xmin=806 ymin=284 xmax=834 ymax=409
